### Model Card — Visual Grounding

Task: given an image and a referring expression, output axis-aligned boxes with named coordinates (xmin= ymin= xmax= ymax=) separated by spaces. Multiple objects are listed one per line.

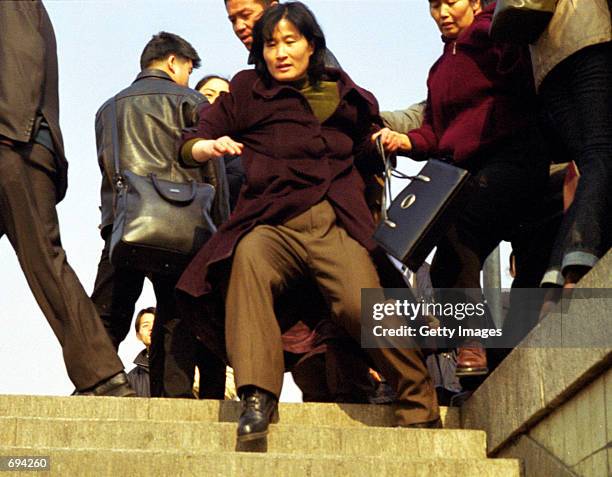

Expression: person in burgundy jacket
xmin=375 ymin=0 xmax=548 ymax=377
xmin=177 ymin=2 xmax=440 ymax=442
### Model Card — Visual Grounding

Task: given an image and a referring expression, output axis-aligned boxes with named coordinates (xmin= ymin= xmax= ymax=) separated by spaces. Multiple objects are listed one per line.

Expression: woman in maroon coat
xmin=177 ymin=2 xmax=439 ymax=442
xmin=375 ymin=0 xmax=548 ymax=376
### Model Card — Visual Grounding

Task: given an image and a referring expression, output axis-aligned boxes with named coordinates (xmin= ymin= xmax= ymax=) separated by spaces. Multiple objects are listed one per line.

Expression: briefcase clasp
xmin=400 ymin=194 xmax=417 ymax=209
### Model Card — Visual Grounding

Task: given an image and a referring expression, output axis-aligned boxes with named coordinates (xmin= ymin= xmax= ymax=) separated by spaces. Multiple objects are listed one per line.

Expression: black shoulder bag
xmin=108 ymin=96 xmax=217 ymax=275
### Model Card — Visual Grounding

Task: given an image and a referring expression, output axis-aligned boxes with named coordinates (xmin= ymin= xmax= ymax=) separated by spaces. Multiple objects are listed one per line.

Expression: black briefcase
xmin=372 ymin=140 xmax=473 ymax=272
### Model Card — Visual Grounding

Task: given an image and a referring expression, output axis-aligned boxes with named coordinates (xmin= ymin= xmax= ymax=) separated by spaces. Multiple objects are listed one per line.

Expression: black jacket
xmin=95 ymin=69 xmax=229 ymax=232
xmin=0 ymin=0 xmax=68 ymax=202
xmin=126 ymin=349 xmax=150 ymax=398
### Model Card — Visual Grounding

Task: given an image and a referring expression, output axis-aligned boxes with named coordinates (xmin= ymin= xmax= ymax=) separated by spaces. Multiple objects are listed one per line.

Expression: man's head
xmin=134 ymin=307 xmax=156 ymax=350
xmin=140 ymin=31 xmax=201 ymax=86
xmin=225 ymin=0 xmax=278 ymax=50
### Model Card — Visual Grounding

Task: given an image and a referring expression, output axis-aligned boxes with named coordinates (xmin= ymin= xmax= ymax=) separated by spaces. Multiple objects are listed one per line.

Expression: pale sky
xmin=0 ymin=0 xmax=510 ymax=398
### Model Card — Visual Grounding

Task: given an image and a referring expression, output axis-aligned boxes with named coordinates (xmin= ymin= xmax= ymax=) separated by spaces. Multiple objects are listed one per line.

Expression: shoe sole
xmin=237 ymin=429 xmax=269 ymax=442
xmin=455 ymin=367 xmax=489 ymax=377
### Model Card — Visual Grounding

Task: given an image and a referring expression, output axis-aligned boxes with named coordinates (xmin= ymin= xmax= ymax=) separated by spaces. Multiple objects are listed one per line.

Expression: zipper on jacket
xmin=452 ymin=41 xmax=457 ymax=55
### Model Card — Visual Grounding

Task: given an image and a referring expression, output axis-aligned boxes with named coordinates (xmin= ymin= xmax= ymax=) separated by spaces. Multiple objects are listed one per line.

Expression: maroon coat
xmin=177 ymin=68 xmax=383 ymax=298
xmin=408 ymin=4 xmax=536 ymax=164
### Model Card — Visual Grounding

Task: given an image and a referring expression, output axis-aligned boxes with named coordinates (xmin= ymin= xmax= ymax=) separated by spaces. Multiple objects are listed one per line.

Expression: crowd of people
xmin=1 ymin=0 xmax=610 ymax=444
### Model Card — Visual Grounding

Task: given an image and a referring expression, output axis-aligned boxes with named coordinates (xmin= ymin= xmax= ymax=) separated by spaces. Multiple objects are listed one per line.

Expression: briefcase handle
xmin=375 ymin=136 xmax=431 ymax=228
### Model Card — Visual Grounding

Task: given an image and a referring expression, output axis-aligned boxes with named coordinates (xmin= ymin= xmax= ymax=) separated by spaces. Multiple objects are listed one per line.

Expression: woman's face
xmin=263 ymin=18 xmax=314 ymax=82
xmin=198 ymin=78 xmax=230 ymax=104
xmin=429 ymin=0 xmax=481 ymax=39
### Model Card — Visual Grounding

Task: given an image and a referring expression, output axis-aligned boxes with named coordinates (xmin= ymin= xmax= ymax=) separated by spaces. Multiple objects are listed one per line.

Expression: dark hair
xmin=195 ymin=74 xmax=230 ymax=92
xmin=135 ymin=307 xmax=156 ymax=332
xmin=224 ymin=0 xmax=273 ymax=5
xmin=140 ymin=31 xmax=201 ymax=70
xmin=250 ymin=2 xmax=326 ymax=86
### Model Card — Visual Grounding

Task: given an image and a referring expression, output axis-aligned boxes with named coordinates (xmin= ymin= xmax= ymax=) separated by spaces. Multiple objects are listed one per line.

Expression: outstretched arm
xmin=190 ymin=136 xmax=244 ymax=163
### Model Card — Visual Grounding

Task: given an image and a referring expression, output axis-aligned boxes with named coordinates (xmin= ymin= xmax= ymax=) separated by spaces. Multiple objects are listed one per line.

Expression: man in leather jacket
xmin=91 ymin=32 xmax=229 ymax=398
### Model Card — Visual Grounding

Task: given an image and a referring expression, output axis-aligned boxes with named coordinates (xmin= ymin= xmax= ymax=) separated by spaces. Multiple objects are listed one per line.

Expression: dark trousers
xmin=91 ymin=232 xmax=225 ymax=398
xmin=500 ymin=164 xmax=567 ymax=349
xmin=430 ymin=142 xmax=548 ymax=337
xmin=539 ymin=42 xmax=612 ymax=283
xmin=0 ymin=142 xmax=123 ymax=390
xmin=226 ymin=201 xmax=439 ymax=426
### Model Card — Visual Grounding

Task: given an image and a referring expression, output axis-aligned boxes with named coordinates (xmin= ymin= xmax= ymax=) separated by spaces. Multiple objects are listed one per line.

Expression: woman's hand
xmin=371 ymin=128 xmax=412 ymax=153
xmin=192 ymin=136 xmax=244 ymax=162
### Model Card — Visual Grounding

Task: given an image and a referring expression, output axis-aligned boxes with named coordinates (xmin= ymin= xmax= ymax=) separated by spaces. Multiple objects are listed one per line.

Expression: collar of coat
xmin=251 ymin=67 xmax=379 ymax=117
xmin=133 ymin=348 xmax=150 ymax=370
xmin=133 ymin=68 xmax=175 ymax=83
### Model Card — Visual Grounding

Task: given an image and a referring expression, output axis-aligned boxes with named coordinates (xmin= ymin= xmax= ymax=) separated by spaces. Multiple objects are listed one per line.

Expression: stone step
xmin=0 ymin=394 xmax=459 ymax=428
xmin=0 ymin=447 xmax=521 ymax=477
xmin=0 ymin=417 xmax=485 ymax=459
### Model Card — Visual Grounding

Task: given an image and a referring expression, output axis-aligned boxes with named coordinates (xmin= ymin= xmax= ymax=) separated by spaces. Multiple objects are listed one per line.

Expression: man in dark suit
xmin=0 ymin=0 xmax=133 ymax=396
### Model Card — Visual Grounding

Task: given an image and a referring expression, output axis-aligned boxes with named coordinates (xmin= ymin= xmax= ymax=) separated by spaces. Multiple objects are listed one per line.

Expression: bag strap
xmin=374 ymin=136 xmax=431 ymax=227
xmin=109 ymin=95 xmax=124 ymax=188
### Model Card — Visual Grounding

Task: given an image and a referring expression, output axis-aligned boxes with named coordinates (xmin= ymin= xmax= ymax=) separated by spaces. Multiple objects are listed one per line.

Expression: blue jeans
xmin=539 ymin=42 xmax=612 ymax=285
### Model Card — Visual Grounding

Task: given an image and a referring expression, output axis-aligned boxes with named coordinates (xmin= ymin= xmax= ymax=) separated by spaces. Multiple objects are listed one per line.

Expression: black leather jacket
xmin=95 ymin=69 xmax=229 ymax=232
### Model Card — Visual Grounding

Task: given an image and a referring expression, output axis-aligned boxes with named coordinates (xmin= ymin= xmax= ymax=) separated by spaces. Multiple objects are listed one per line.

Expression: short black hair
xmin=140 ymin=31 xmax=201 ymax=70
xmin=195 ymin=74 xmax=230 ymax=92
xmin=250 ymin=2 xmax=326 ymax=86
xmin=224 ymin=0 xmax=273 ymax=5
xmin=135 ymin=307 xmax=156 ymax=332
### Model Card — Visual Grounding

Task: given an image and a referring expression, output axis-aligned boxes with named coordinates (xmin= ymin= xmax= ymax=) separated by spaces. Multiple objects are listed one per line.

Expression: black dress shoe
xmin=237 ymin=386 xmax=279 ymax=442
xmin=74 ymin=372 xmax=136 ymax=397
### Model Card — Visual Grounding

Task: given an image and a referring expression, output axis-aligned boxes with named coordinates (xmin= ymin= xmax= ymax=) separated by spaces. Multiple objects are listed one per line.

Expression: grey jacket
xmin=530 ymin=0 xmax=612 ymax=89
xmin=95 ymin=69 xmax=230 ymax=232
xmin=380 ymin=101 xmax=426 ymax=133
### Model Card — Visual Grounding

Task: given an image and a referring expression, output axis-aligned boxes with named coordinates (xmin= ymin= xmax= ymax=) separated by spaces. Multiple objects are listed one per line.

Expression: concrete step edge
xmin=0 ymin=447 xmax=522 ymax=477
xmin=0 ymin=415 xmax=475 ymax=434
xmin=0 ymin=445 xmax=521 ymax=464
xmin=0 ymin=394 xmax=460 ymax=428
xmin=0 ymin=417 xmax=486 ymax=459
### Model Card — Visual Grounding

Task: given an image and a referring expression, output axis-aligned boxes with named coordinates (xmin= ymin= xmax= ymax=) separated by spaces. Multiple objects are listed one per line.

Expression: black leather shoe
xmin=74 ymin=372 xmax=136 ymax=397
xmin=237 ymin=386 xmax=279 ymax=442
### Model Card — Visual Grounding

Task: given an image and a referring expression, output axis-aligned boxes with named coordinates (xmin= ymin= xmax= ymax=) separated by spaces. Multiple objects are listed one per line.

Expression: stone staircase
xmin=0 ymin=394 xmax=520 ymax=476
xmin=462 ymin=250 xmax=612 ymax=477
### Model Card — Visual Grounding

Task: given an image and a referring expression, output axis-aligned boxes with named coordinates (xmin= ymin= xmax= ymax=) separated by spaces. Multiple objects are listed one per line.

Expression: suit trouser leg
xmin=195 ymin=343 xmax=227 ymax=399
xmin=90 ymin=233 xmax=146 ymax=349
xmin=149 ymin=273 xmax=202 ymax=398
xmin=304 ymin=202 xmax=438 ymax=425
xmin=0 ymin=143 xmax=123 ymax=389
xmin=225 ymin=223 xmax=309 ymax=397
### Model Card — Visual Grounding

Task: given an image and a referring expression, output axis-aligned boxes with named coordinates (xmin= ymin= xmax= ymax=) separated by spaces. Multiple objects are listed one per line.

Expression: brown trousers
xmin=0 ymin=142 xmax=123 ymax=389
xmin=225 ymin=201 xmax=438 ymax=425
